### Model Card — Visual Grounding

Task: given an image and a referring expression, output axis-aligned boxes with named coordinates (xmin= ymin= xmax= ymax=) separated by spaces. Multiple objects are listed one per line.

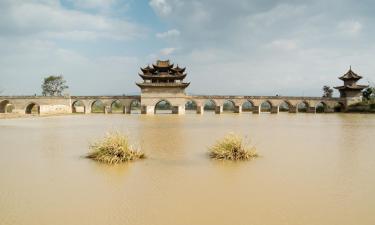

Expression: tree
xmin=322 ymin=85 xmax=333 ymax=98
xmin=362 ymin=86 xmax=374 ymax=101
xmin=41 ymin=75 xmax=68 ymax=96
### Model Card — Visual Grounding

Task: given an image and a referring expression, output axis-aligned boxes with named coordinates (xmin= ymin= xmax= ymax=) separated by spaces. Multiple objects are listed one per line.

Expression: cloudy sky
xmin=0 ymin=0 xmax=374 ymax=96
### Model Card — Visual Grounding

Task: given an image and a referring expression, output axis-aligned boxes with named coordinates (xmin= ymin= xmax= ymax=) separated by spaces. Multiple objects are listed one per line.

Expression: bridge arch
xmin=242 ymin=100 xmax=254 ymax=112
xmin=223 ymin=100 xmax=236 ymax=112
xmin=260 ymin=100 xmax=273 ymax=113
xmin=334 ymin=102 xmax=345 ymax=112
xmin=25 ymin=102 xmax=40 ymax=114
xmin=204 ymin=99 xmax=217 ymax=111
xmin=155 ymin=99 xmax=172 ymax=114
xmin=297 ymin=101 xmax=309 ymax=113
xmin=315 ymin=102 xmax=328 ymax=113
xmin=91 ymin=100 xmax=105 ymax=113
xmin=130 ymin=99 xmax=141 ymax=114
xmin=72 ymin=100 xmax=86 ymax=113
xmin=279 ymin=100 xmax=292 ymax=112
xmin=185 ymin=100 xmax=198 ymax=111
xmin=111 ymin=100 xmax=124 ymax=113
xmin=0 ymin=100 xmax=12 ymax=113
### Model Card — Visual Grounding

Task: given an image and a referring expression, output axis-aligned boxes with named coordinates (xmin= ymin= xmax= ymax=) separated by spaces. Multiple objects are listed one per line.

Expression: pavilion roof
xmin=334 ymin=84 xmax=368 ymax=90
xmin=139 ymin=60 xmax=187 ymax=79
xmin=339 ymin=67 xmax=362 ymax=80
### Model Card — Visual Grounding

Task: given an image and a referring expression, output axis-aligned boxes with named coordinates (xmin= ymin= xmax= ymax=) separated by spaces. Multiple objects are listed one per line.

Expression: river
xmin=0 ymin=113 xmax=374 ymax=225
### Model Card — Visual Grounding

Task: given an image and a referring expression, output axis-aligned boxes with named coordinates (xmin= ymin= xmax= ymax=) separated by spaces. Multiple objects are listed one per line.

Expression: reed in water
xmin=87 ymin=131 xmax=145 ymax=164
xmin=209 ymin=133 xmax=258 ymax=160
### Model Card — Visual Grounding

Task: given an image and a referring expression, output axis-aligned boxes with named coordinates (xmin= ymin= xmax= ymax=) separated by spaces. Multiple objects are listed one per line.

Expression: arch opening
xmin=316 ymin=102 xmax=327 ymax=113
xmin=111 ymin=100 xmax=123 ymax=114
xmin=297 ymin=101 xmax=309 ymax=113
xmin=0 ymin=100 xmax=12 ymax=113
xmin=155 ymin=100 xmax=172 ymax=114
xmin=334 ymin=102 xmax=345 ymax=112
xmin=279 ymin=101 xmax=290 ymax=112
xmin=204 ymin=100 xmax=216 ymax=112
xmin=25 ymin=103 xmax=40 ymax=114
xmin=91 ymin=100 xmax=105 ymax=113
xmin=242 ymin=100 xmax=253 ymax=112
xmin=223 ymin=100 xmax=235 ymax=112
xmin=72 ymin=100 xmax=85 ymax=113
xmin=260 ymin=101 xmax=272 ymax=113
xmin=130 ymin=100 xmax=141 ymax=114
xmin=185 ymin=100 xmax=197 ymax=113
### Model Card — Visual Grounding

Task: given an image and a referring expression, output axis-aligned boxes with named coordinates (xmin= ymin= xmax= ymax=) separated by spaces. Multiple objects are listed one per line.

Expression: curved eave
xmin=171 ymin=67 xmax=186 ymax=73
xmin=152 ymin=64 xmax=174 ymax=69
xmin=139 ymin=73 xmax=187 ymax=80
xmin=338 ymin=76 xmax=362 ymax=81
xmin=334 ymin=85 xmax=368 ymax=90
xmin=141 ymin=68 xmax=155 ymax=74
xmin=136 ymin=82 xmax=190 ymax=88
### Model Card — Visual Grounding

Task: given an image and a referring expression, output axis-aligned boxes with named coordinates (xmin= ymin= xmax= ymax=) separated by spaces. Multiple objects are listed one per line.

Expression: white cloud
xmin=149 ymin=0 xmax=172 ymax=16
xmin=0 ymin=1 xmax=144 ymax=41
xmin=156 ymin=29 xmax=180 ymax=39
xmin=160 ymin=47 xmax=176 ymax=56
xmin=149 ymin=0 xmax=375 ymax=95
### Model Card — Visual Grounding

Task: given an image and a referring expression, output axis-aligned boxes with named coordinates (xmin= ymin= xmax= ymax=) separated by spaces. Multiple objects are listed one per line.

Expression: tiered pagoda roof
xmin=136 ymin=60 xmax=190 ymax=88
xmin=338 ymin=67 xmax=363 ymax=81
xmin=334 ymin=67 xmax=368 ymax=92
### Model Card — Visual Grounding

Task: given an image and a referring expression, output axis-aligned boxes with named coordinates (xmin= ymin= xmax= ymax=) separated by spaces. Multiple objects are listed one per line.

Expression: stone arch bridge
xmin=0 ymin=95 xmax=345 ymax=115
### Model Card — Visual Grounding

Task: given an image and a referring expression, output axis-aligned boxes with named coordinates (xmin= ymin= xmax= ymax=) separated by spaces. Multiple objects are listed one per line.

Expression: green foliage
xmin=223 ymin=101 xmax=235 ymax=111
xmin=204 ymin=101 xmax=216 ymax=110
xmin=185 ymin=101 xmax=197 ymax=110
xmin=87 ymin=132 xmax=145 ymax=164
xmin=362 ymin=87 xmax=375 ymax=101
xmin=322 ymin=85 xmax=333 ymax=98
xmin=209 ymin=133 xmax=258 ymax=161
xmin=41 ymin=75 xmax=68 ymax=96
xmin=242 ymin=101 xmax=253 ymax=111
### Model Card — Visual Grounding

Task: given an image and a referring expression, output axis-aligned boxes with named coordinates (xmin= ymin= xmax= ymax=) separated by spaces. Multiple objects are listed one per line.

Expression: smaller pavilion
xmin=334 ymin=67 xmax=368 ymax=105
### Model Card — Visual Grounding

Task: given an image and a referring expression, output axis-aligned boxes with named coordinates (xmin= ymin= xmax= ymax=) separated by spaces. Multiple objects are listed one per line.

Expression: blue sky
xmin=0 ymin=0 xmax=374 ymax=96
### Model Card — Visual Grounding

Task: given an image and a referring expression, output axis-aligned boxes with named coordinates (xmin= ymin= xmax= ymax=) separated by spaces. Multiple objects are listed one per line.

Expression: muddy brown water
xmin=0 ymin=113 xmax=374 ymax=225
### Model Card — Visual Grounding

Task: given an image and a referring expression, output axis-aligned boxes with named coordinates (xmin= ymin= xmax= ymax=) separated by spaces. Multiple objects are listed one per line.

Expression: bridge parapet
xmin=0 ymin=94 xmax=347 ymax=115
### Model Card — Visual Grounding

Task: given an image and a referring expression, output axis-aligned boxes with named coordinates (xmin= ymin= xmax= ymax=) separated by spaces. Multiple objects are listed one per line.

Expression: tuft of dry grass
xmin=209 ymin=133 xmax=258 ymax=161
xmin=87 ymin=131 xmax=145 ymax=164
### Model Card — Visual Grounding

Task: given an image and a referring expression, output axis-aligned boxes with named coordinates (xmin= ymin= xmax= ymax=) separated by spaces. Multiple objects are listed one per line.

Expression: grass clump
xmin=87 ymin=131 xmax=145 ymax=164
xmin=209 ymin=133 xmax=258 ymax=161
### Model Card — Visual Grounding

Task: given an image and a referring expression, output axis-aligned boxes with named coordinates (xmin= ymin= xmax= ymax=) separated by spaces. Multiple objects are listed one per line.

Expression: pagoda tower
xmin=334 ymin=67 xmax=368 ymax=105
xmin=136 ymin=60 xmax=190 ymax=114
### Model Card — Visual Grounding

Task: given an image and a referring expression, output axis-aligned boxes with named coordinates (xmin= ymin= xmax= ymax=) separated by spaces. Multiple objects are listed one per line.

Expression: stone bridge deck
xmin=0 ymin=95 xmax=345 ymax=115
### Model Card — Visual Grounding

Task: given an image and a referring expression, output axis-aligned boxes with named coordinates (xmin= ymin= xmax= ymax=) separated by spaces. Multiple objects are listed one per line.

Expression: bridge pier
xmin=307 ymin=107 xmax=316 ymax=113
xmin=172 ymin=106 xmax=185 ymax=115
xmin=289 ymin=106 xmax=298 ymax=113
xmin=271 ymin=106 xmax=279 ymax=114
xmin=123 ymin=106 xmax=131 ymax=114
xmin=234 ymin=105 xmax=242 ymax=113
xmin=252 ymin=106 xmax=260 ymax=114
xmin=141 ymin=105 xmax=154 ymax=115
xmin=104 ymin=106 xmax=111 ymax=114
xmin=196 ymin=106 xmax=204 ymax=114
xmin=85 ymin=106 xmax=91 ymax=114
xmin=215 ymin=106 xmax=223 ymax=114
